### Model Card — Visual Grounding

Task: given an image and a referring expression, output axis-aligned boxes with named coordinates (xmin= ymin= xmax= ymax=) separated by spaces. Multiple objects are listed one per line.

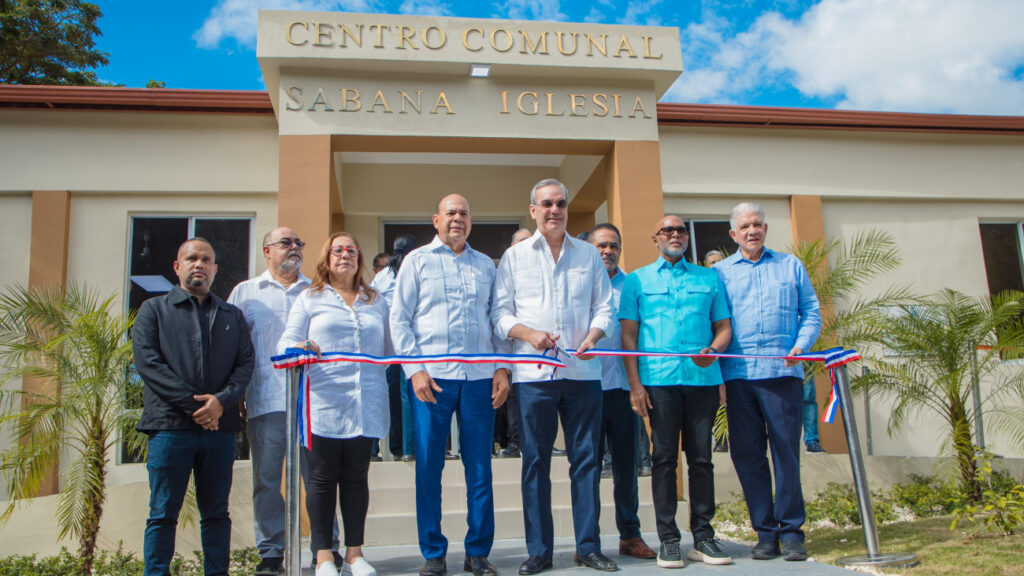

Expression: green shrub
xmin=0 ymin=545 xmax=260 ymax=576
xmin=889 ymin=474 xmax=959 ymax=517
xmin=950 ymin=455 xmax=1024 ymax=535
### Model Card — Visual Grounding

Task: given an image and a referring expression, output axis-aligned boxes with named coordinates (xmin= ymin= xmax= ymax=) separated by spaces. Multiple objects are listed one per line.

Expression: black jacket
xmin=133 ymin=285 xmax=254 ymax=433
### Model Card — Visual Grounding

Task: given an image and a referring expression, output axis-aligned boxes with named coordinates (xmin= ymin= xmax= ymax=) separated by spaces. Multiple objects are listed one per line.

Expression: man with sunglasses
xmin=619 ymin=215 xmax=734 ymax=568
xmin=228 ymin=227 xmax=341 ymax=576
xmin=493 ymin=178 xmax=616 ymax=574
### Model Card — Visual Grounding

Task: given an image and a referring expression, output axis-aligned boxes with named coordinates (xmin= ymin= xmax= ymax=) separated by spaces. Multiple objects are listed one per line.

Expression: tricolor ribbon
xmin=272 ymin=349 xmax=568 ymax=449
xmin=563 ymin=346 xmax=859 ymax=424
xmin=273 ymin=346 xmax=860 ymax=448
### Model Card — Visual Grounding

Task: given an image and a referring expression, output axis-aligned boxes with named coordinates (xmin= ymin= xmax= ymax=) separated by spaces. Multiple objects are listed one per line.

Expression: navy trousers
xmin=144 ymin=429 xmax=235 ymax=576
xmin=725 ymin=376 xmax=806 ymax=544
xmin=597 ymin=388 xmax=642 ymax=541
xmin=413 ymin=378 xmax=496 ymax=559
xmin=518 ymin=379 xmax=603 ymax=558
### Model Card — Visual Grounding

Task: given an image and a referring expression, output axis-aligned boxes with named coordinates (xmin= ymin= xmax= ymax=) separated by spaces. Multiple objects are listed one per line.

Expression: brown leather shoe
xmin=618 ymin=537 xmax=657 ymax=559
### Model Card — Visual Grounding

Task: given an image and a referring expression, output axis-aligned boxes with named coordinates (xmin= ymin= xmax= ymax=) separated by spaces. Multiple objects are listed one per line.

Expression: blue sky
xmin=93 ymin=0 xmax=1024 ymax=115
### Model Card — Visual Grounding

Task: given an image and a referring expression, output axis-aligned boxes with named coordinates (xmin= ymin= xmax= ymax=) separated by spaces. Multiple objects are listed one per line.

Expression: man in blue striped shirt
xmin=713 ymin=202 xmax=822 ymax=562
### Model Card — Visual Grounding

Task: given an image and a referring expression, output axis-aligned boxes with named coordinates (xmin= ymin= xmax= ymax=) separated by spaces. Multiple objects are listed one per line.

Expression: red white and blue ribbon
xmin=561 ymin=345 xmax=860 ymax=424
xmin=272 ymin=349 xmax=568 ymax=449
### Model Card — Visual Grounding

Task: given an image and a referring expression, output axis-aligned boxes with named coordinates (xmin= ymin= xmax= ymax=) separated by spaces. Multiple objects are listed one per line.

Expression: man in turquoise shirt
xmin=619 ymin=215 xmax=733 ymax=569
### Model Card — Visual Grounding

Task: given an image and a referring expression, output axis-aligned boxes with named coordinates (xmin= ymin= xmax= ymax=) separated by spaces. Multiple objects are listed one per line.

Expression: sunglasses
xmin=656 ymin=226 xmax=689 ymax=237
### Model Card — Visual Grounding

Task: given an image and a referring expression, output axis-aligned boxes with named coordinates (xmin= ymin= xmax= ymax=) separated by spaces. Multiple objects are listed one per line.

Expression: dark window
xmin=688 ymin=220 xmax=733 ymax=265
xmin=124 ymin=216 xmax=253 ymax=463
xmin=979 ymin=223 xmax=1024 ymax=296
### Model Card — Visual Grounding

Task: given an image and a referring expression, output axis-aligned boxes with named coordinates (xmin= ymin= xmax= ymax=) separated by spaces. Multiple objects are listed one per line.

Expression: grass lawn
xmin=800 ymin=516 xmax=1024 ymax=575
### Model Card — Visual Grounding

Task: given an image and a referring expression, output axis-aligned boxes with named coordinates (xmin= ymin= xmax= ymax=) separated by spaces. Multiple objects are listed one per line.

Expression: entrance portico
xmin=257 ymin=10 xmax=682 ymax=272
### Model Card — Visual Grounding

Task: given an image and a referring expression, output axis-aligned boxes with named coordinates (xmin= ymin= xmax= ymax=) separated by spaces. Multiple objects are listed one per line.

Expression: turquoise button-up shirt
xmin=618 ymin=256 xmax=731 ymax=387
xmin=713 ymin=248 xmax=821 ymax=381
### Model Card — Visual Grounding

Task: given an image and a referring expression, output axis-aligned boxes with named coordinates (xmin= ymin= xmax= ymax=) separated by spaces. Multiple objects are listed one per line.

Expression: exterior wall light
xmin=469 ymin=64 xmax=491 ymax=78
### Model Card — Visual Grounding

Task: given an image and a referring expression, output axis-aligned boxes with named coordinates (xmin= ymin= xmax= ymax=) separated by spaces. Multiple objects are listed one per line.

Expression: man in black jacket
xmin=133 ymin=237 xmax=255 ymax=576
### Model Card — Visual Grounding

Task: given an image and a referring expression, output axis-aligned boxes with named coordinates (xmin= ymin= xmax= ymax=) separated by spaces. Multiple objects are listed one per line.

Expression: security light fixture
xmin=469 ymin=64 xmax=491 ymax=78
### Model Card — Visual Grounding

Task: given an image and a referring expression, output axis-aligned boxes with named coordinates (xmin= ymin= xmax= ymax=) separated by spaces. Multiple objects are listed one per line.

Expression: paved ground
xmin=301 ymin=533 xmax=854 ymax=575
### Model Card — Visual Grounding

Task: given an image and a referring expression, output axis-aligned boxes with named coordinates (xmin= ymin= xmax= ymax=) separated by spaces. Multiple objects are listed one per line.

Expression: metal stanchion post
xmin=285 ymin=366 xmax=303 ymax=576
xmin=970 ymin=342 xmax=986 ymax=450
xmin=833 ymin=363 xmax=918 ymax=568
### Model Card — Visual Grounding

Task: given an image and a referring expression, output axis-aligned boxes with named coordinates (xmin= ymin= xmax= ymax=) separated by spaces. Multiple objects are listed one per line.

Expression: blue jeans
xmin=144 ymin=429 xmax=235 ymax=576
xmin=802 ymin=375 xmax=820 ymax=445
xmin=518 ymin=379 xmax=603 ymax=558
xmin=413 ymin=378 xmax=495 ymax=559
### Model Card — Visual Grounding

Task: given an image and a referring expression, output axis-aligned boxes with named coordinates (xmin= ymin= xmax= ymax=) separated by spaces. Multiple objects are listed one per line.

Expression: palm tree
xmin=0 ymin=284 xmax=144 ymax=575
xmin=791 ymin=228 xmax=913 ymax=354
xmin=856 ymin=289 xmax=1024 ymax=501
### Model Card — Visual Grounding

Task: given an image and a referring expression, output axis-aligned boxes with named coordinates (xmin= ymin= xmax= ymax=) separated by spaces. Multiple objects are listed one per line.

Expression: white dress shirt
xmin=597 ymin=268 xmax=628 ymax=392
xmin=277 ymin=286 xmax=391 ymax=440
xmin=390 ymin=236 xmax=507 ymax=381
xmin=228 ymin=270 xmax=311 ymax=418
xmin=371 ymin=267 xmax=397 ymax=308
xmin=492 ymin=230 xmax=614 ymax=383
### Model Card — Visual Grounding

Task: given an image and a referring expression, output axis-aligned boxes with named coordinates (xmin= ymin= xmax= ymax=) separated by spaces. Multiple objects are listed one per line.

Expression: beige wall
xmin=823 ymin=199 xmax=1024 ymax=459
xmin=658 ymin=126 xmax=1024 ymax=201
xmin=0 ymin=194 xmax=33 ymax=500
xmin=0 ymin=110 xmax=279 ymax=193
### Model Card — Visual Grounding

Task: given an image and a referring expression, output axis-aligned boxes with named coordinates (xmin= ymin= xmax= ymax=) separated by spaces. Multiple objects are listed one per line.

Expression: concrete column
xmin=605 ymin=141 xmax=665 ymax=272
xmin=278 ymin=135 xmax=337 ymax=278
xmin=25 ymin=190 xmax=71 ymax=496
xmin=789 ymin=194 xmax=846 ymax=455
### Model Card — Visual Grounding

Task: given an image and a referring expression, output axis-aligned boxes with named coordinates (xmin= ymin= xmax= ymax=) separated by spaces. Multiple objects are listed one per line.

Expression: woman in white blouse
xmin=279 ymin=232 xmax=390 ymax=576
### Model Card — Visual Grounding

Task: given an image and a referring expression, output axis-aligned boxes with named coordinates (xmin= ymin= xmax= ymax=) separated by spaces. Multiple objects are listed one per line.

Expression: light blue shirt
xmin=390 ymin=236 xmax=508 ymax=381
xmin=714 ymin=248 xmax=822 ymax=381
xmin=618 ymin=257 xmax=730 ymax=387
xmin=597 ymin=268 xmax=628 ymax=391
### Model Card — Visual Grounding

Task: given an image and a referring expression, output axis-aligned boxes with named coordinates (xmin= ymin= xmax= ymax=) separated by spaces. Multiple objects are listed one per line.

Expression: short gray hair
xmin=530 ymin=178 xmax=569 ymax=205
xmin=704 ymin=249 xmax=725 ymax=260
xmin=729 ymin=202 xmax=766 ymax=231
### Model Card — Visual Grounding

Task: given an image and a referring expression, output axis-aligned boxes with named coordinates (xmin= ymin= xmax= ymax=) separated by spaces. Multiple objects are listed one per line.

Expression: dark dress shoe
xmin=618 ymin=537 xmax=657 ymax=559
xmin=463 ymin=555 xmax=497 ymax=576
xmin=751 ymin=539 xmax=780 ymax=560
xmin=574 ymin=552 xmax=618 ymax=572
xmin=518 ymin=556 xmax=552 ymax=575
xmin=420 ymin=557 xmax=447 ymax=576
xmin=782 ymin=540 xmax=808 ymax=561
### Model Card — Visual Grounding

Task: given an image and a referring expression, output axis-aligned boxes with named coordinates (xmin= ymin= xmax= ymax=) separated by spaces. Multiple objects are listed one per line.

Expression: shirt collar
xmin=655 ymin=255 xmax=689 ymax=271
xmin=257 ymin=269 xmax=311 ymax=289
xmin=428 ymin=235 xmax=473 ymax=256
xmin=733 ymin=247 xmax=776 ymax=265
xmin=530 ymin=230 xmax=574 ymax=250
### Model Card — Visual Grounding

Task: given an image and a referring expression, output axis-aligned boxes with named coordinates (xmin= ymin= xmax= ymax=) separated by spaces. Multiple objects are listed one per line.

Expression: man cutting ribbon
xmin=492 ymin=178 xmax=616 ymax=574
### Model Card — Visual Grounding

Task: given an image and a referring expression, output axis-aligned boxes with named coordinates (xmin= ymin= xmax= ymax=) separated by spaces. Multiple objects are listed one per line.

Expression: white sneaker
xmin=315 ymin=561 xmax=340 ymax=576
xmin=342 ymin=557 xmax=377 ymax=576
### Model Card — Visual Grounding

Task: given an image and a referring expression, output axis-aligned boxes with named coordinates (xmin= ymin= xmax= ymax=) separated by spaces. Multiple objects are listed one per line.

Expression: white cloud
xmin=492 ymin=0 xmax=566 ymax=22
xmin=622 ymin=0 xmax=664 ymax=27
xmin=398 ymin=0 xmax=451 ymax=16
xmin=195 ymin=0 xmax=377 ymax=49
xmin=666 ymin=0 xmax=1024 ymax=115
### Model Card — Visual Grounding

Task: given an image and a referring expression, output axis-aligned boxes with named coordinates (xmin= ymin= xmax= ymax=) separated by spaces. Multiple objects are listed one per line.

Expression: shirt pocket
xmin=640 ymin=285 xmax=668 ymax=349
xmin=568 ymin=268 xmax=591 ymax=301
xmin=514 ymin=270 xmax=541 ymax=301
xmin=681 ymin=284 xmax=712 ymax=314
xmin=421 ymin=269 xmax=457 ymax=304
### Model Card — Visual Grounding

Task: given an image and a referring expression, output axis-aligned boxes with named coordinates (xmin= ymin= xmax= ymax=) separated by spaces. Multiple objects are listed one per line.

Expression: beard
xmin=279 ymin=256 xmax=302 ymax=273
xmin=188 ymin=277 xmax=206 ymax=288
xmin=661 ymin=245 xmax=687 ymax=258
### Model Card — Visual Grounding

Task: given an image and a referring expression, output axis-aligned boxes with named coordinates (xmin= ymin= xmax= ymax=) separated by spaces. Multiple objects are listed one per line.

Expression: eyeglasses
xmin=330 ymin=245 xmax=360 ymax=256
xmin=656 ymin=226 xmax=689 ymax=237
xmin=267 ymin=238 xmax=306 ymax=249
xmin=536 ymin=199 xmax=568 ymax=209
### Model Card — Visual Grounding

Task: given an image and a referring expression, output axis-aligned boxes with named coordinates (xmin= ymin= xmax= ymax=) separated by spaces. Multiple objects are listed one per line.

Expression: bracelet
xmin=707 ymin=346 xmax=719 ymax=353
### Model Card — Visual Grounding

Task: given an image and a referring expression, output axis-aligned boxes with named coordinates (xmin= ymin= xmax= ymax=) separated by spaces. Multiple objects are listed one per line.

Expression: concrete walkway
xmin=303 ymin=533 xmax=854 ymax=576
